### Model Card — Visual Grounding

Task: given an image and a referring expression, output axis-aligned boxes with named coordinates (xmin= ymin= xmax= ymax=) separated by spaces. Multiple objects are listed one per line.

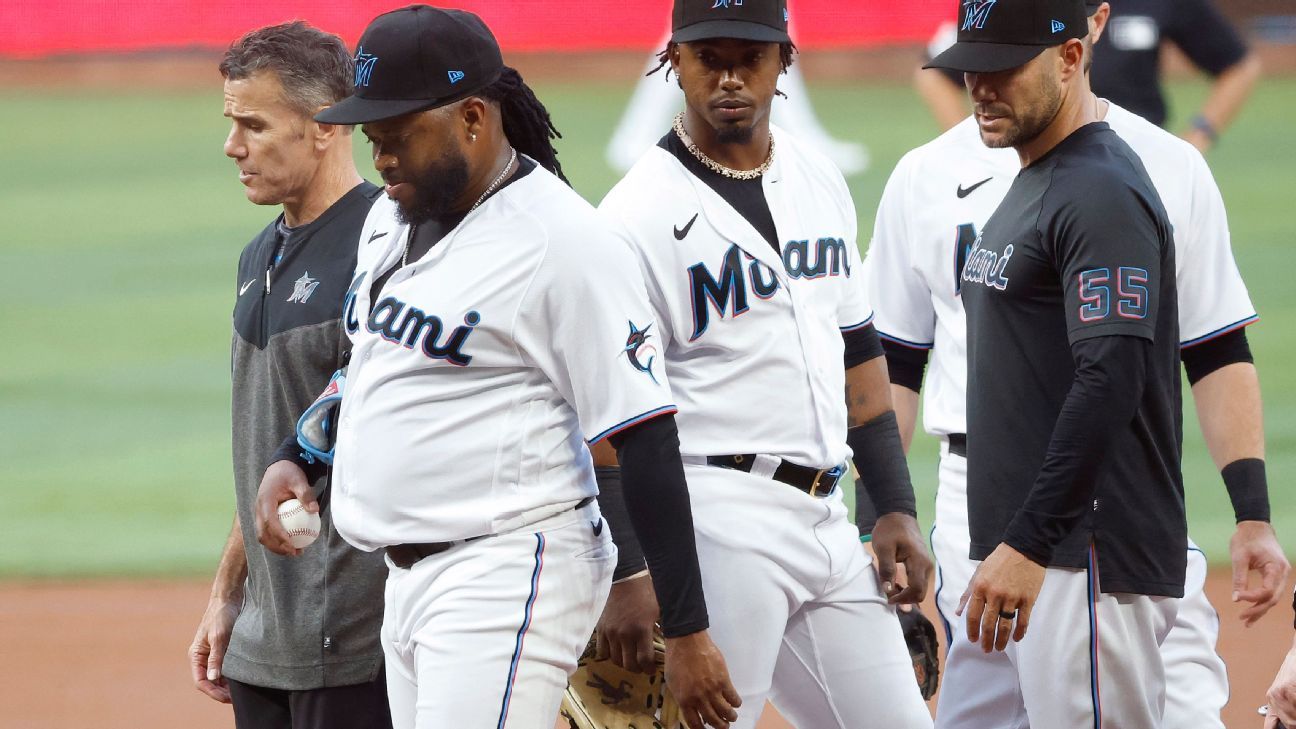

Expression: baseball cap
xmin=924 ymin=0 xmax=1088 ymax=74
xmin=315 ymin=5 xmax=503 ymax=125
xmin=671 ymin=0 xmax=791 ymax=44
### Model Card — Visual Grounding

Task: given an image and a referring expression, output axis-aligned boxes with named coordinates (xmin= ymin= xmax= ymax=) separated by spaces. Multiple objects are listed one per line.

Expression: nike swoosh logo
xmin=239 ymin=279 xmax=256 ymax=296
xmin=591 ymin=519 xmax=604 ymax=537
xmin=367 ymin=230 xmax=388 ymax=244
xmin=956 ymin=177 xmax=993 ymax=198
xmin=673 ymin=213 xmax=699 ymax=241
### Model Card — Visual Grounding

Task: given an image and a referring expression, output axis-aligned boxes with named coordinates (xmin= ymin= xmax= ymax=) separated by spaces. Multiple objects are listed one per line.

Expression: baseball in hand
xmin=277 ymin=499 xmax=321 ymax=549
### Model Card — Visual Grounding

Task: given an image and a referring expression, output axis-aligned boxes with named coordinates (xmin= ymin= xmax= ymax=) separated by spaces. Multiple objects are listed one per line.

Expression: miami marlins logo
xmin=354 ymin=47 xmax=378 ymax=87
xmin=712 ymin=0 xmax=743 ymax=7
xmin=622 ymin=321 xmax=659 ymax=384
xmin=961 ymin=0 xmax=997 ymax=30
xmin=287 ymin=272 xmax=321 ymax=303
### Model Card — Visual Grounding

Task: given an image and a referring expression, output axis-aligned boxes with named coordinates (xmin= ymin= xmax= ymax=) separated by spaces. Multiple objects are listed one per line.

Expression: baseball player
xmin=188 ymin=21 xmax=391 ymax=729
xmin=596 ymin=1 xmax=934 ymax=728
xmin=865 ymin=3 xmax=1289 ymax=727
xmin=915 ymin=0 xmax=1193 ymax=725
xmin=254 ymin=7 xmax=740 ymax=729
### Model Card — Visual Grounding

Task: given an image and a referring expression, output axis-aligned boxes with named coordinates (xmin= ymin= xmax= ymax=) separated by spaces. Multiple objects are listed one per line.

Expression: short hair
xmin=220 ymin=21 xmax=353 ymax=118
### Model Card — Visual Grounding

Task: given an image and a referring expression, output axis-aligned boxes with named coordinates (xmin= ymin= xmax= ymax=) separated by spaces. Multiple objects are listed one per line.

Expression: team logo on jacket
xmin=622 ymin=321 xmax=659 ymax=384
xmin=687 ymin=240 xmax=850 ymax=340
xmin=960 ymin=232 xmax=1013 ymax=291
xmin=287 ymin=272 xmax=321 ymax=303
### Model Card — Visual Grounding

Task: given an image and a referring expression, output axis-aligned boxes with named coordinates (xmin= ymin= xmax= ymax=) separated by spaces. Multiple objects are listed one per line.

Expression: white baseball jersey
xmin=599 ymin=124 xmax=872 ymax=469
xmin=331 ymin=162 xmax=676 ymax=549
xmin=865 ymin=104 xmax=1257 ymax=438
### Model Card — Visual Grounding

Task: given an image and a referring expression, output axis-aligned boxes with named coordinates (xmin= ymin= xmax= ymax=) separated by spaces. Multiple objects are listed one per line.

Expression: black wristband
xmin=269 ymin=433 xmax=327 ymax=484
xmin=1222 ymin=458 xmax=1270 ymax=523
xmin=594 ymin=466 xmax=648 ymax=581
xmin=848 ymin=411 xmax=918 ymax=524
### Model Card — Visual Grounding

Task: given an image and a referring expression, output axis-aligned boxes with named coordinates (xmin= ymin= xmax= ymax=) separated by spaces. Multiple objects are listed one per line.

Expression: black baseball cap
xmin=671 ymin=0 xmax=791 ymax=44
xmin=925 ymin=0 xmax=1088 ymax=74
xmin=315 ymin=5 xmax=503 ymax=125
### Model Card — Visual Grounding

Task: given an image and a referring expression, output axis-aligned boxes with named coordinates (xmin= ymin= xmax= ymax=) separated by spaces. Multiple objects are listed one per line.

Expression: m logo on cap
xmin=354 ymin=47 xmax=378 ymax=87
xmin=448 ymin=70 xmax=466 ymax=84
xmin=961 ymin=0 xmax=997 ymax=31
xmin=712 ymin=0 xmax=744 ymax=8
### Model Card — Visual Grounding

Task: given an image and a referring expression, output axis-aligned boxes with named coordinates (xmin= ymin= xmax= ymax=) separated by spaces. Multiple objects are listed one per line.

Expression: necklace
xmin=402 ymin=147 xmax=518 ymax=268
xmin=672 ymin=112 xmax=774 ymax=180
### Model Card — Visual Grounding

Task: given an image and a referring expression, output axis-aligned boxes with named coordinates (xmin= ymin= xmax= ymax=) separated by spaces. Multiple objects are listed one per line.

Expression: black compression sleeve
xmin=843 ymin=324 xmax=885 ymax=370
xmin=1182 ymin=328 xmax=1253 ymax=385
xmin=269 ymin=433 xmax=328 ymax=484
xmin=1222 ymin=458 xmax=1271 ymax=523
xmin=849 ymin=411 xmax=918 ymax=524
xmin=594 ymin=466 xmax=648 ymax=581
xmin=1003 ymin=336 xmax=1150 ymax=565
xmin=855 ymin=483 xmax=880 ymax=538
xmin=608 ymin=414 xmax=709 ymax=637
xmin=881 ymin=338 xmax=931 ymax=393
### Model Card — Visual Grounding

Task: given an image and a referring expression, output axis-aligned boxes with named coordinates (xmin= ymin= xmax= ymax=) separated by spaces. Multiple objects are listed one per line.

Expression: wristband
xmin=1191 ymin=114 xmax=1219 ymax=144
xmin=1222 ymin=458 xmax=1270 ymax=523
xmin=848 ymin=411 xmax=918 ymax=522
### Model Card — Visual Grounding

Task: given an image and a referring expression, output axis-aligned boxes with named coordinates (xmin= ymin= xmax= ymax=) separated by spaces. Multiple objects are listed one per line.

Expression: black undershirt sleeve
xmin=881 ymin=338 xmax=931 ymax=393
xmin=608 ymin=414 xmax=709 ymax=638
xmin=843 ymin=323 xmax=885 ymax=370
xmin=1182 ymin=328 xmax=1253 ymax=385
xmin=594 ymin=466 xmax=648 ymax=581
xmin=1167 ymin=0 xmax=1250 ymax=76
xmin=269 ymin=433 xmax=328 ymax=484
xmin=1002 ymin=335 xmax=1151 ymax=565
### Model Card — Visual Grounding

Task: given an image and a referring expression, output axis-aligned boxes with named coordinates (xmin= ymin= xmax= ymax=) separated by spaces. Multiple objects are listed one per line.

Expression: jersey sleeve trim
xmin=878 ymin=331 xmax=935 ymax=350
xmin=589 ymin=405 xmax=680 ymax=445
xmin=1181 ymin=314 xmax=1259 ymax=348
xmin=840 ymin=313 xmax=875 ymax=332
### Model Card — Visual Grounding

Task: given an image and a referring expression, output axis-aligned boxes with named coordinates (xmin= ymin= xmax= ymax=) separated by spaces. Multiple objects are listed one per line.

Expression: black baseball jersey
xmin=1091 ymin=0 xmax=1248 ymax=127
xmin=962 ymin=123 xmax=1186 ymax=597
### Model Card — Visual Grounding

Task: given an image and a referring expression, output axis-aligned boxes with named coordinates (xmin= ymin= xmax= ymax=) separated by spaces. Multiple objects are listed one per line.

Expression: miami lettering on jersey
xmin=960 ymin=232 xmax=1013 ymax=291
xmin=687 ymin=238 xmax=851 ymax=340
xmin=343 ymin=272 xmax=480 ymax=366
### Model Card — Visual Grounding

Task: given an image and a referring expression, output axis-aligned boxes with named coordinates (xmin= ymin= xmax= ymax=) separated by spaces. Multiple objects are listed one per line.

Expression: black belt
xmin=947 ymin=433 xmax=967 ymax=458
xmin=706 ymin=455 xmax=844 ymax=498
xmin=386 ymin=496 xmax=595 ymax=570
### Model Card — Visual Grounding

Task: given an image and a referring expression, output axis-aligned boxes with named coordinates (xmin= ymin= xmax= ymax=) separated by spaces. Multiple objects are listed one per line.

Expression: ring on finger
xmin=998 ymin=609 xmax=1017 ymax=620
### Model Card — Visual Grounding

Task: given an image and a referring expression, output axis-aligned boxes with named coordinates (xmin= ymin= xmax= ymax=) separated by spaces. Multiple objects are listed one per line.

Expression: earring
xmin=470 ymin=133 xmax=477 ymax=142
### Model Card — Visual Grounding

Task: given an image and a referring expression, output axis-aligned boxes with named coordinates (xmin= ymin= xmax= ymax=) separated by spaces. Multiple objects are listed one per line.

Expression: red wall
xmin=2 ymin=1 xmax=954 ymax=59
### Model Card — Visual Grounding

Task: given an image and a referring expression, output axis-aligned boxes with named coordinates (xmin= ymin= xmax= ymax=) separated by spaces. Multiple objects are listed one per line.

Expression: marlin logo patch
xmin=712 ymin=0 xmax=743 ymax=7
xmin=447 ymin=70 xmax=465 ymax=84
xmin=622 ymin=321 xmax=659 ymax=384
xmin=287 ymin=272 xmax=321 ymax=303
xmin=355 ymin=47 xmax=378 ymax=87
xmin=961 ymin=0 xmax=997 ymax=30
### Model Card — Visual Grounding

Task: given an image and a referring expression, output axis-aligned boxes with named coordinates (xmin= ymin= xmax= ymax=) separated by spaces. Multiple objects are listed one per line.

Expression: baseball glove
xmin=560 ymin=631 xmax=681 ymax=729
xmin=899 ymin=607 xmax=941 ymax=699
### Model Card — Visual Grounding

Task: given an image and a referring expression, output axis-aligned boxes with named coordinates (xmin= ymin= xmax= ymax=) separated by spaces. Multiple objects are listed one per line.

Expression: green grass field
xmin=1 ymin=76 xmax=1293 ymax=577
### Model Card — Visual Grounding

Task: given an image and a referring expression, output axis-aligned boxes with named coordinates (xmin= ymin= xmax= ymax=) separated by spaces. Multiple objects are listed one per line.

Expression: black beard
xmin=715 ymin=123 xmax=755 ymax=145
xmin=394 ymin=148 xmax=471 ymax=225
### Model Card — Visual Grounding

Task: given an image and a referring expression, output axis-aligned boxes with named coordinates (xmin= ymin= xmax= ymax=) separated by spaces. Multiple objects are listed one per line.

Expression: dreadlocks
xmin=648 ymin=42 xmax=797 ymax=97
xmin=479 ymin=66 xmax=568 ymax=185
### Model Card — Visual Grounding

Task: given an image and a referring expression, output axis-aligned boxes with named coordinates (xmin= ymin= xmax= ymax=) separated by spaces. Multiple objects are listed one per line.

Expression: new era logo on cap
xmin=448 ymin=70 xmax=465 ymax=84
xmin=1051 ymin=19 xmax=1066 ymax=32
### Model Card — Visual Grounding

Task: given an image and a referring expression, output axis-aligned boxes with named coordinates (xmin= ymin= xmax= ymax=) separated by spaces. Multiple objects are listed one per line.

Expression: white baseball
xmin=277 ymin=498 xmax=321 ymax=549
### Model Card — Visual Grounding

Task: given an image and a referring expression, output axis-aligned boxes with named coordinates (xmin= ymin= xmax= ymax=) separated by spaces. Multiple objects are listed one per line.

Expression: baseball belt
xmin=385 ymin=496 xmax=596 ymax=569
xmin=704 ymin=454 xmax=844 ymax=497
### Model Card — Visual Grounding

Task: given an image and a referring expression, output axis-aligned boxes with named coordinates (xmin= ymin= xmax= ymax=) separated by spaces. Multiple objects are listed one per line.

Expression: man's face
xmin=222 ymin=71 xmax=320 ymax=206
xmin=965 ymin=50 xmax=1062 ymax=149
xmin=362 ymin=106 xmax=470 ymax=225
xmin=673 ymin=39 xmax=782 ymax=144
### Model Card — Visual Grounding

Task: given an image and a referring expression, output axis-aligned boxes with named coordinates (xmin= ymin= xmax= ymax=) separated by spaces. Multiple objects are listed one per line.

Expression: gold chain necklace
xmin=402 ymin=147 xmax=518 ymax=268
xmin=672 ymin=112 xmax=774 ymax=181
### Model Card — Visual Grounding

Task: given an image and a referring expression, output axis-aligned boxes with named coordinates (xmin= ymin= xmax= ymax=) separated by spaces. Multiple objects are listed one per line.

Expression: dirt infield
xmin=0 ymin=571 xmax=1286 ymax=728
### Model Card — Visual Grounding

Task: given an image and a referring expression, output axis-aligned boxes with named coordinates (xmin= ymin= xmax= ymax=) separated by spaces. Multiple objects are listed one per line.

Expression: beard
xmin=714 ymin=122 xmax=755 ymax=145
xmin=980 ymin=69 xmax=1063 ymax=149
xmin=394 ymin=147 xmax=471 ymax=225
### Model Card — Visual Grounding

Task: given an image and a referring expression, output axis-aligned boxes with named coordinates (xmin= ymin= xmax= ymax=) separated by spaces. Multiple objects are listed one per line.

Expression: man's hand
xmin=254 ymin=460 xmax=317 ymax=556
xmin=958 ymin=543 xmax=1045 ymax=653
xmin=187 ymin=597 xmax=241 ymax=703
xmin=664 ymin=630 xmax=742 ymax=729
xmin=1266 ymin=635 xmax=1296 ymax=727
xmin=871 ymin=512 xmax=934 ymax=604
xmin=596 ymin=573 xmax=660 ymax=673
xmin=1230 ymin=520 xmax=1290 ymax=626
